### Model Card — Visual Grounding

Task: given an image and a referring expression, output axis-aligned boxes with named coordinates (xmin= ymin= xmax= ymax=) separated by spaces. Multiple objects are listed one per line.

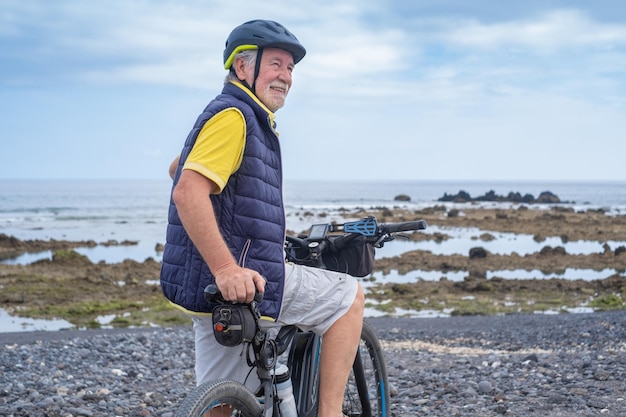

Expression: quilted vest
xmin=160 ymin=82 xmax=286 ymax=320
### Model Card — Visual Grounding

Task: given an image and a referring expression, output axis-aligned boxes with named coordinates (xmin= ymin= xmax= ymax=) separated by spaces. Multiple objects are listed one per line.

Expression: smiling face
xmin=235 ymin=48 xmax=294 ymax=112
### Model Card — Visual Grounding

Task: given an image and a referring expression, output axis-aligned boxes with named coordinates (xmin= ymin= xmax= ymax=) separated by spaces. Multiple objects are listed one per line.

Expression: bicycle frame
xmin=287 ymin=331 xmax=321 ymax=417
xmin=181 ymin=216 xmax=426 ymax=417
xmin=245 ymin=322 xmax=322 ymax=417
xmin=253 ymin=320 xmax=381 ymax=417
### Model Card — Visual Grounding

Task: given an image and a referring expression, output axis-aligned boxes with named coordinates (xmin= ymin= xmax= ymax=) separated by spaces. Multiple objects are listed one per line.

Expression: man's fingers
xmin=254 ymin=274 xmax=266 ymax=293
xmin=216 ymin=269 xmax=265 ymax=303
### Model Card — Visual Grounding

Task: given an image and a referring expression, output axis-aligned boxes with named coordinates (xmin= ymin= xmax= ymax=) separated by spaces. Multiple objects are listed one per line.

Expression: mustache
xmin=270 ymin=82 xmax=289 ymax=92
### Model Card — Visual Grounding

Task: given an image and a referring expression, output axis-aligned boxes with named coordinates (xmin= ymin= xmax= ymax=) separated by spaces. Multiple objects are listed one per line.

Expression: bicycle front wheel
xmin=343 ymin=320 xmax=390 ymax=417
xmin=174 ymin=378 xmax=263 ymax=417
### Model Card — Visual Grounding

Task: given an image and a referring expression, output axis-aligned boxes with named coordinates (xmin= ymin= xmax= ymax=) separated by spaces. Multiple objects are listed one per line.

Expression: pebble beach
xmin=2 ymin=310 xmax=625 ymax=417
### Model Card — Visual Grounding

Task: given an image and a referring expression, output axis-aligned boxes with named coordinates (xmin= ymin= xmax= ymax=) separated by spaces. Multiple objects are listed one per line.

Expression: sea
xmin=1 ymin=178 xmax=625 ymax=265
xmin=1 ymin=179 xmax=625 ymax=329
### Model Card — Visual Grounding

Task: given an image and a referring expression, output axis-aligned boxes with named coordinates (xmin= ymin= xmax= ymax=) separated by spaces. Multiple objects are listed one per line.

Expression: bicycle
xmin=174 ymin=216 xmax=427 ymax=417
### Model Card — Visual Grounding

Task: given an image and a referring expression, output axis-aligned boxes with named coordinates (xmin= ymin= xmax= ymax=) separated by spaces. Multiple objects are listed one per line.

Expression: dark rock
xmin=523 ymin=353 xmax=539 ymax=363
xmin=438 ymin=190 xmax=472 ymax=203
xmin=469 ymin=247 xmax=488 ymax=259
xmin=539 ymin=246 xmax=567 ymax=256
xmin=447 ymin=209 xmax=460 ymax=218
xmin=535 ymin=191 xmax=561 ymax=204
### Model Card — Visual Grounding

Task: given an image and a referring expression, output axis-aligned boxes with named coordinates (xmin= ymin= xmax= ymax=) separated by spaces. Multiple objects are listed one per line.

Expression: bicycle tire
xmin=174 ymin=378 xmax=263 ymax=417
xmin=343 ymin=321 xmax=390 ymax=417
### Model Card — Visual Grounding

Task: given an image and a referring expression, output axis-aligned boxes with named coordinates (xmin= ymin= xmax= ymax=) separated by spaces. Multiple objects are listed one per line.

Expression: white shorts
xmin=193 ymin=262 xmax=360 ymax=387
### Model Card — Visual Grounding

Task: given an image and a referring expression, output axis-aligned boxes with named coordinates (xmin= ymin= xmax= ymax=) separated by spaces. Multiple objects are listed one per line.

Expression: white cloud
xmin=439 ymin=9 xmax=626 ymax=50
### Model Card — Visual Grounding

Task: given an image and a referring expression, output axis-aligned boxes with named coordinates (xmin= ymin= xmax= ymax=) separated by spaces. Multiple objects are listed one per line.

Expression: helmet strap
xmin=250 ymin=48 xmax=263 ymax=95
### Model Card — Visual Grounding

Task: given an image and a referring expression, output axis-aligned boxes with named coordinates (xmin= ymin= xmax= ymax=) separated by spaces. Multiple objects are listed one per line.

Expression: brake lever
xmin=395 ymin=233 xmax=411 ymax=240
xmin=373 ymin=233 xmax=406 ymax=248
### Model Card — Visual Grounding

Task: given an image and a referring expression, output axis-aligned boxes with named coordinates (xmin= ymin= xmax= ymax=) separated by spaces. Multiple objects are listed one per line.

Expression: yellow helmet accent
xmin=224 ymin=44 xmax=259 ymax=70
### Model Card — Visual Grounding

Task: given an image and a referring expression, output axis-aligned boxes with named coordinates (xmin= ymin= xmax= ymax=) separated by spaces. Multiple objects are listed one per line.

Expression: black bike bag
xmin=212 ymin=304 xmax=257 ymax=347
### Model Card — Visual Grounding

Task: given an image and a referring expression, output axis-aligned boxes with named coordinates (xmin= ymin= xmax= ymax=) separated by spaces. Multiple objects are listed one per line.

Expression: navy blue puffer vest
xmin=160 ymin=82 xmax=286 ymax=320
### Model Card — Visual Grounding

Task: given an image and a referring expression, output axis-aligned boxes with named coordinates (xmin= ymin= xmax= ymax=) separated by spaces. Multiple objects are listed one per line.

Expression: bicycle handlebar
xmin=285 ymin=216 xmax=427 ymax=265
xmin=283 ymin=216 xmax=427 ymax=273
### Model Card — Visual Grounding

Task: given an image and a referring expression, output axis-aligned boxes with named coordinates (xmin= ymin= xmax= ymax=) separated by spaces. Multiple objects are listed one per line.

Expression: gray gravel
xmin=1 ymin=311 xmax=625 ymax=416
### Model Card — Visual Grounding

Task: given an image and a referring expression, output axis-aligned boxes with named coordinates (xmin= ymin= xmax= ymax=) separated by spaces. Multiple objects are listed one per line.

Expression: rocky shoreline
xmin=2 ymin=311 xmax=625 ymax=417
xmin=1 ymin=205 xmax=625 ymax=328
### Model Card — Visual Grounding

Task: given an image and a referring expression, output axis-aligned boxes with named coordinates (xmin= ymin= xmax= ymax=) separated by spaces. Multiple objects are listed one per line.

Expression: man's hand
xmin=213 ymin=264 xmax=266 ymax=303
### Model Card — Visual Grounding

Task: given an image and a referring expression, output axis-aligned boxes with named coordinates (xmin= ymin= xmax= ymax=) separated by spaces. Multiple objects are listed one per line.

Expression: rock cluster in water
xmin=437 ymin=190 xmax=562 ymax=204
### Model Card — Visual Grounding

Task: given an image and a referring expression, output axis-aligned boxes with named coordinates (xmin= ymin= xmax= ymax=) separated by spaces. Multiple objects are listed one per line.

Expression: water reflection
xmin=0 ymin=308 xmax=73 ymax=332
xmin=365 ymin=268 xmax=625 ymax=286
xmin=2 ymin=244 xmax=162 ymax=265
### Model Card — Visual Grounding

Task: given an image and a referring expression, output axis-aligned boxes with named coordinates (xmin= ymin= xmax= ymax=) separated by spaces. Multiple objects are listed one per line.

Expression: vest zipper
xmin=238 ymin=239 xmax=252 ymax=267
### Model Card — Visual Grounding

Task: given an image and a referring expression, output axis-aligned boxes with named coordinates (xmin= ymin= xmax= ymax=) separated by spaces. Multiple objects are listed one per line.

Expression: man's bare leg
xmin=317 ymin=284 xmax=365 ymax=417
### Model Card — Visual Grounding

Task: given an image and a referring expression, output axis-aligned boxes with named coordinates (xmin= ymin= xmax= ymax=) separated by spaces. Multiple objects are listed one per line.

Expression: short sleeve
xmin=183 ymin=108 xmax=246 ymax=193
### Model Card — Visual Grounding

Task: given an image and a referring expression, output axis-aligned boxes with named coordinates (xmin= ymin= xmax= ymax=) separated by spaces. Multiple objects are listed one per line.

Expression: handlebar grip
xmin=285 ymin=234 xmax=309 ymax=247
xmin=204 ymin=284 xmax=264 ymax=304
xmin=204 ymin=284 xmax=224 ymax=303
xmin=380 ymin=219 xmax=427 ymax=233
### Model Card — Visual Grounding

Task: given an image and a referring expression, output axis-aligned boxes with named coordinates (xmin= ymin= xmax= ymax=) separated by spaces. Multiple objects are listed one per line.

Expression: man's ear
xmin=233 ymin=57 xmax=247 ymax=81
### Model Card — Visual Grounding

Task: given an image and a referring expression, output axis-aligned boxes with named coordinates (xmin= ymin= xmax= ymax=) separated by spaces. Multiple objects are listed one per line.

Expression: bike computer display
xmin=307 ymin=224 xmax=329 ymax=240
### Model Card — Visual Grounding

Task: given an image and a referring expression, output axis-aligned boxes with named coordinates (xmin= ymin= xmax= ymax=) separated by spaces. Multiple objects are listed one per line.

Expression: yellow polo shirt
xmin=182 ymin=108 xmax=246 ymax=194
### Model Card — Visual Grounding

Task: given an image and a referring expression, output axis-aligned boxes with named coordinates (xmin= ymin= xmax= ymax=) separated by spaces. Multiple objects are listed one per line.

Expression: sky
xmin=1 ymin=0 xmax=625 ymax=182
